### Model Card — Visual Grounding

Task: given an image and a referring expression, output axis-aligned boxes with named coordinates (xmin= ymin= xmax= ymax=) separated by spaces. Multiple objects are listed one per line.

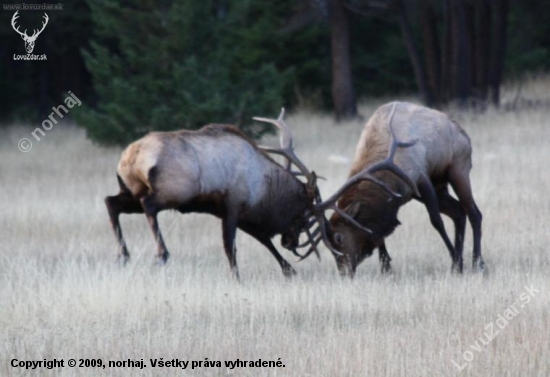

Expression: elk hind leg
xmin=140 ymin=194 xmax=170 ymax=264
xmin=105 ymin=191 xmax=143 ymax=265
xmin=418 ymin=176 xmax=462 ymax=273
xmin=448 ymin=168 xmax=485 ymax=272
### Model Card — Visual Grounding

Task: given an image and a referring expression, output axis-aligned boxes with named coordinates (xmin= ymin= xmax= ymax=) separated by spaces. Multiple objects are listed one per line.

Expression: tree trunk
xmin=441 ymin=0 xmax=452 ymax=104
xmin=449 ymin=0 xmax=472 ymax=107
xmin=329 ymin=0 xmax=357 ymax=120
xmin=420 ymin=0 xmax=442 ymax=106
xmin=396 ymin=0 xmax=433 ymax=106
xmin=489 ymin=0 xmax=509 ymax=106
xmin=473 ymin=0 xmax=490 ymax=105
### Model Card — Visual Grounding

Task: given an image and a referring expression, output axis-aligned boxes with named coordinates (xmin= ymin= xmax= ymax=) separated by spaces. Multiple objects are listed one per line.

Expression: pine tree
xmin=77 ymin=0 xmax=290 ymax=145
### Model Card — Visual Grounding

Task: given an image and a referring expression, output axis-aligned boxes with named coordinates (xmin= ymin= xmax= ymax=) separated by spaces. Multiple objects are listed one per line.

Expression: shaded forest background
xmin=1 ymin=0 xmax=549 ymax=144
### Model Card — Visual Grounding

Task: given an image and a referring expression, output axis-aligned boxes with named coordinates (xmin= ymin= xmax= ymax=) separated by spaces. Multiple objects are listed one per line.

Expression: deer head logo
xmin=11 ymin=11 xmax=49 ymax=54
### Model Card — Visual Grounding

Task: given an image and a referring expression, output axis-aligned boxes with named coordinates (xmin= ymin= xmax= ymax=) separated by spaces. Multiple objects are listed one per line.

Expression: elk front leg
xmin=418 ymin=176 xmax=462 ymax=273
xmin=105 ymin=193 xmax=143 ymax=265
xmin=140 ymin=194 xmax=170 ymax=264
xmin=222 ymin=210 xmax=240 ymax=280
xmin=437 ymin=188 xmax=467 ymax=267
xmin=378 ymin=241 xmax=392 ymax=274
xmin=257 ymin=237 xmax=296 ymax=278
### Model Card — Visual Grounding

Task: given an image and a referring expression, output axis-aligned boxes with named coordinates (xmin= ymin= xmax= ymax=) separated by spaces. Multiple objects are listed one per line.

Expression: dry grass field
xmin=1 ymin=78 xmax=549 ymax=376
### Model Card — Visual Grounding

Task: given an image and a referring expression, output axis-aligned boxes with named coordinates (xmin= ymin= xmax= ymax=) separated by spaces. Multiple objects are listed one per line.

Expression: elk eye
xmin=334 ymin=232 xmax=343 ymax=246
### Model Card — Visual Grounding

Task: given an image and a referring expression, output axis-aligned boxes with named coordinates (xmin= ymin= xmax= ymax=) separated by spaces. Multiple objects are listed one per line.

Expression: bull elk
xmin=105 ymin=111 xmax=327 ymax=279
xmin=318 ymin=102 xmax=485 ymax=277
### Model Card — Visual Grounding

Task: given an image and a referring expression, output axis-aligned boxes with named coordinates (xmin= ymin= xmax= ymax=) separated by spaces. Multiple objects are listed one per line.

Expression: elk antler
xmin=253 ymin=109 xmax=323 ymax=258
xmin=254 ymin=109 xmax=311 ymax=175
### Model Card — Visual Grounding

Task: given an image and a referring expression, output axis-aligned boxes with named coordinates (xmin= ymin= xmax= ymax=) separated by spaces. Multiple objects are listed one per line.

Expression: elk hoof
xmin=283 ymin=266 xmax=297 ymax=278
xmin=117 ymin=253 xmax=130 ymax=267
xmin=380 ymin=263 xmax=392 ymax=275
xmin=451 ymin=261 xmax=464 ymax=274
xmin=473 ymin=259 xmax=487 ymax=275
xmin=156 ymin=251 xmax=170 ymax=265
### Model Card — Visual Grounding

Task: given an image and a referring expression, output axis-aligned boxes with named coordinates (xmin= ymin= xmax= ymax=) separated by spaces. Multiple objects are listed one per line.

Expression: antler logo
xmin=11 ymin=11 xmax=49 ymax=54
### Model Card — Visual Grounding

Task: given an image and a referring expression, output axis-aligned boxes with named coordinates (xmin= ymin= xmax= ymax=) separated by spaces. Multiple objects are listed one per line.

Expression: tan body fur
xmin=118 ymin=127 xmax=274 ymax=207
xmin=350 ymin=102 xmax=472 ymax=194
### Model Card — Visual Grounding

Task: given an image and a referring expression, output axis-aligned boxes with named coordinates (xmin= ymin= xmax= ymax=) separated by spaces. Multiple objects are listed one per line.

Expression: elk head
xmin=11 ymin=11 xmax=49 ymax=54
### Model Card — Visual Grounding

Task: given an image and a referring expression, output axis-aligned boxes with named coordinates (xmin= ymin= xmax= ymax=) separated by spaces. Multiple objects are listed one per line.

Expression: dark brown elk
xmin=105 ymin=110 xmax=323 ymax=279
xmin=309 ymin=102 xmax=485 ymax=277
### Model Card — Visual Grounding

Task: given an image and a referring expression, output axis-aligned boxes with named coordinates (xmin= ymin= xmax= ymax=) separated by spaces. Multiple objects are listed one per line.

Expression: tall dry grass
xmin=1 ymin=77 xmax=549 ymax=376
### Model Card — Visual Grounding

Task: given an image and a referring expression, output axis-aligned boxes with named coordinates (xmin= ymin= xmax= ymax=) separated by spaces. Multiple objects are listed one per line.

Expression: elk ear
xmin=344 ymin=202 xmax=362 ymax=219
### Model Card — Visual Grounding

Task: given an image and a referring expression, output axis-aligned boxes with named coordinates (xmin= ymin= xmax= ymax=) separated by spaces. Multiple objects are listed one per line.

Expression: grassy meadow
xmin=1 ymin=78 xmax=549 ymax=376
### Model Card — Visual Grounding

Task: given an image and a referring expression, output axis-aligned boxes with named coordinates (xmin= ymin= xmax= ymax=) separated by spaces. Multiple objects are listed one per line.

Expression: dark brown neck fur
xmin=336 ymin=174 xmax=407 ymax=239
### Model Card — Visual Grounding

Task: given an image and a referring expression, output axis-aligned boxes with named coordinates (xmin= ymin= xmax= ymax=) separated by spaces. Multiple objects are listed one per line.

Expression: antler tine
xmin=330 ymin=205 xmax=373 ymax=234
xmin=306 ymin=217 xmax=318 ymax=229
xmin=254 ymin=109 xmax=311 ymax=178
xmin=296 ymin=211 xmax=344 ymax=261
xmin=314 ymin=170 xmax=402 ymax=214
xmin=289 ymin=248 xmax=305 ymax=258
xmin=290 ymin=171 xmax=326 ymax=180
xmin=297 ymin=244 xmax=318 ymax=262
xmin=297 ymin=235 xmax=322 ymax=262
xmin=253 ymin=108 xmax=292 ymax=148
xmin=296 ymin=226 xmax=321 ymax=248
xmin=366 ymin=103 xmax=420 ymax=197
xmin=317 ymin=219 xmax=343 ymax=256
xmin=306 ymin=227 xmax=321 ymax=260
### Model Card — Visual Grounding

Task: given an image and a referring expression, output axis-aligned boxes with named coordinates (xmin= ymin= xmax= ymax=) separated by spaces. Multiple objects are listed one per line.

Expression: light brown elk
xmin=105 ymin=110 xmax=326 ymax=279
xmin=316 ymin=102 xmax=485 ymax=277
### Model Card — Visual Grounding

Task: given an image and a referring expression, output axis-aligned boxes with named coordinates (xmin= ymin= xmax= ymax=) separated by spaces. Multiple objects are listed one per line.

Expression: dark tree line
xmin=321 ymin=0 xmax=511 ymax=118
xmin=418 ymin=0 xmax=510 ymax=107
xmin=0 ymin=0 xmax=548 ymax=143
xmin=0 ymin=3 xmax=92 ymax=122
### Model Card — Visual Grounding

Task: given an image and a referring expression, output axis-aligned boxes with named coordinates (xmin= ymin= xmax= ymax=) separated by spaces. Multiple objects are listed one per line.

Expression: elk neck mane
xmin=335 ymin=171 xmax=405 ymax=238
xmin=172 ymin=123 xmax=289 ymax=166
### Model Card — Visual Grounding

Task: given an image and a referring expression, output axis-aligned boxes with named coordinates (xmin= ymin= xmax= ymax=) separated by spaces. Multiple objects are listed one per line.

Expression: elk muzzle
xmin=335 ymin=254 xmax=357 ymax=278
